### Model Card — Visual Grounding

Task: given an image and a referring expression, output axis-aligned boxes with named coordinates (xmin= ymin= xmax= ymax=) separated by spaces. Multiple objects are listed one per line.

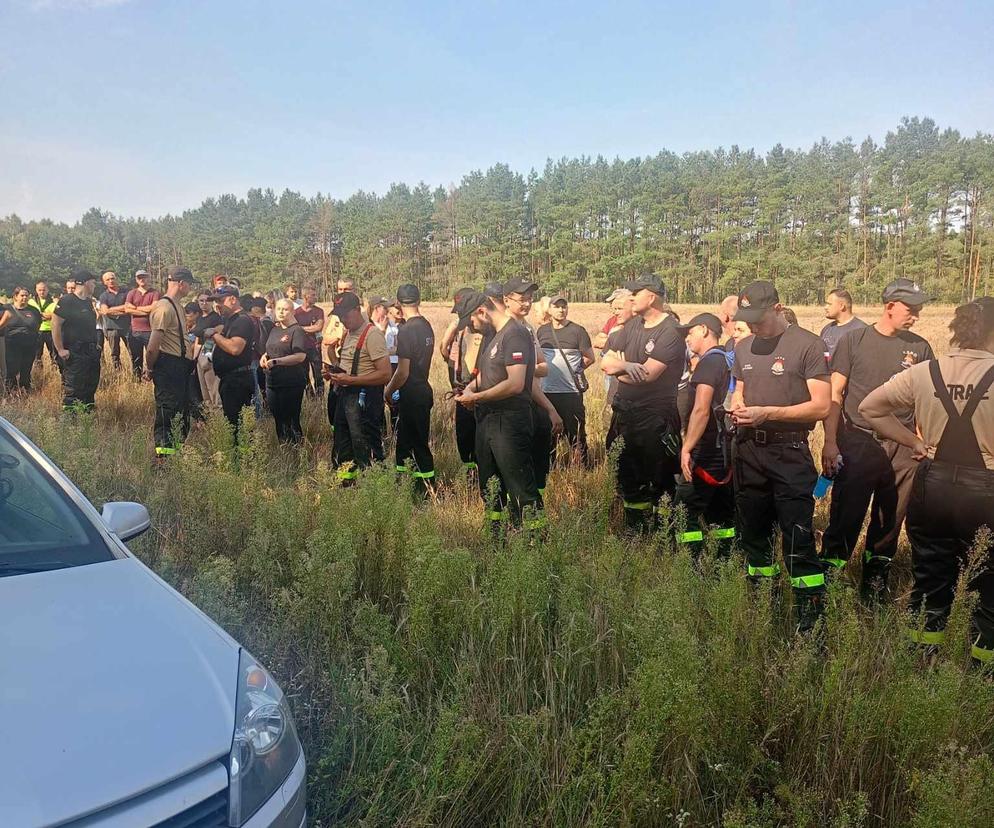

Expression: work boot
xmin=795 ymin=591 xmax=825 ymax=635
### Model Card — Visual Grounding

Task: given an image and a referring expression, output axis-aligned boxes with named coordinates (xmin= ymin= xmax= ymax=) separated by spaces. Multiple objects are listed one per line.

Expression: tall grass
xmin=2 ymin=323 xmax=991 ymax=827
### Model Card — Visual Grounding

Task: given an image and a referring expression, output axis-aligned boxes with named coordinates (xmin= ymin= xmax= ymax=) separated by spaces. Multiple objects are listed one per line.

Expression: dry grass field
xmin=3 ymin=301 xmax=989 ymax=828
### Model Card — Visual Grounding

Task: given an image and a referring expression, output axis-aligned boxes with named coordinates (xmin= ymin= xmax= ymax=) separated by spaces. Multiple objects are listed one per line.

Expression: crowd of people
xmin=2 ymin=266 xmax=993 ymax=652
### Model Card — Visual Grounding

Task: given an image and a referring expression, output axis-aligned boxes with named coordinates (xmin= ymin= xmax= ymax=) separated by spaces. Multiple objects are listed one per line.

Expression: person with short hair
xmin=820 ymin=287 xmax=866 ymax=358
xmin=203 ymin=286 xmax=257 ymax=436
xmin=52 ymin=269 xmax=101 ymax=412
xmin=446 ymin=287 xmax=487 ymax=477
xmin=147 ymin=267 xmax=198 ymax=460
xmin=29 ymin=280 xmax=58 ymax=365
xmin=124 ymin=269 xmax=161 ymax=379
xmin=1 ymin=286 xmax=42 ymax=392
xmin=328 ymin=291 xmax=391 ymax=482
xmin=385 ymin=284 xmax=436 ymax=495
xmin=293 ymin=286 xmax=325 ymax=396
xmin=262 ymin=299 xmax=309 ymax=444
xmin=321 ymin=278 xmax=360 ymax=430
xmin=860 ymin=297 xmax=994 ymax=663
xmin=98 ymin=271 xmax=130 ymax=369
xmin=730 ymin=280 xmax=831 ymax=631
xmin=820 ymin=278 xmax=935 ymax=595
xmin=284 ymin=283 xmax=301 ymax=309
xmin=674 ymin=313 xmax=735 ymax=553
xmin=601 ymin=274 xmax=686 ymax=533
xmin=537 ymin=295 xmax=594 ymax=466
xmin=194 ymin=291 xmax=223 ymax=408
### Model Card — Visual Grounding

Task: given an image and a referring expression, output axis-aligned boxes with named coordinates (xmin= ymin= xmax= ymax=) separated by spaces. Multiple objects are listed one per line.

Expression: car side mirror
xmin=101 ymin=502 xmax=151 ymax=541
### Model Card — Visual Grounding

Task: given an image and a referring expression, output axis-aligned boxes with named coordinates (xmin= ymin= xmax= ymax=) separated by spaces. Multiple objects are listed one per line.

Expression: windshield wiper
xmin=0 ymin=561 xmax=69 ymax=577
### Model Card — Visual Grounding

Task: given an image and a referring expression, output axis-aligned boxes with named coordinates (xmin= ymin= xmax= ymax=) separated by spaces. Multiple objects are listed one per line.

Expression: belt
xmin=221 ymin=364 xmax=255 ymax=376
xmin=924 ymin=460 xmax=994 ymax=488
xmin=737 ymin=427 xmax=810 ymax=446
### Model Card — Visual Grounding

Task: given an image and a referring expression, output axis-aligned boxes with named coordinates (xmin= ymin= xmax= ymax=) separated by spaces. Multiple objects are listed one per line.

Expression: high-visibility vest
xmin=28 ymin=295 xmax=56 ymax=333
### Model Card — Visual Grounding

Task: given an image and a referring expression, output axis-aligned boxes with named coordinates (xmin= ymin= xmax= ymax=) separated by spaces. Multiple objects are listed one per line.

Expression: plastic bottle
xmin=358 ymin=389 xmax=367 ymax=409
xmin=814 ymin=456 xmax=843 ymax=498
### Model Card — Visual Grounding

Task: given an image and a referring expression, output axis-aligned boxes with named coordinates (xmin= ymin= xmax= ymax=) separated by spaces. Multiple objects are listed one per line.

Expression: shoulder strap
xmin=962 ymin=365 xmax=994 ymax=420
xmin=549 ymin=324 xmax=583 ymax=393
xmin=929 ymin=359 xmax=960 ymax=420
xmin=351 ymin=323 xmax=373 ymax=376
xmin=165 ymin=297 xmax=188 ymax=358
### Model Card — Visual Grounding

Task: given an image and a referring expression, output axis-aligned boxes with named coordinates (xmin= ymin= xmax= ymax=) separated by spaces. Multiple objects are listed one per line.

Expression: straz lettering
xmin=940 ymin=384 xmax=990 ymax=403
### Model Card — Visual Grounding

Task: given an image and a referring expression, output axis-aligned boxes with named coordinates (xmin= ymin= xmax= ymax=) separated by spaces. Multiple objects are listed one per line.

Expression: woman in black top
xmin=261 ymin=299 xmax=309 ymax=443
xmin=0 ymin=286 xmax=43 ymax=392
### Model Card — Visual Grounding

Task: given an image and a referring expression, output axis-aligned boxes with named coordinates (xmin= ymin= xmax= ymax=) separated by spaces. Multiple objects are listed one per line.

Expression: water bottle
xmin=391 ymin=390 xmax=400 ymax=403
xmin=814 ymin=456 xmax=843 ymax=498
xmin=358 ymin=389 xmax=367 ymax=409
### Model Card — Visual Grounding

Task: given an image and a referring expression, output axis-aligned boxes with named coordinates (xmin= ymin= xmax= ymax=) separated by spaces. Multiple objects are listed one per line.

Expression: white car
xmin=0 ymin=417 xmax=306 ymax=827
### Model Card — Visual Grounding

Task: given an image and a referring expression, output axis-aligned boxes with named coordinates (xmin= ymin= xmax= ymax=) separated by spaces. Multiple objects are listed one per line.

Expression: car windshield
xmin=0 ymin=428 xmax=114 ymax=576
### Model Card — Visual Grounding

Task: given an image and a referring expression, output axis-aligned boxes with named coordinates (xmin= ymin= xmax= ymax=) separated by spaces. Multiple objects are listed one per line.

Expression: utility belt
xmin=736 ymin=427 xmax=811 ymax=446
xmin=67 ymin=341 xmax=101 ymax=356
xmin=921 ymin=458 xmax=994 ymax=488
xmin=218 ymin=364 xmax=255 ymax=378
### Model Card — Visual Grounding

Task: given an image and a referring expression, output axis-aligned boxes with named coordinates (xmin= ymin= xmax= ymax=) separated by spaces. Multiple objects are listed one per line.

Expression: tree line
xmin=1 ymin=116 xmax=991 ymax=304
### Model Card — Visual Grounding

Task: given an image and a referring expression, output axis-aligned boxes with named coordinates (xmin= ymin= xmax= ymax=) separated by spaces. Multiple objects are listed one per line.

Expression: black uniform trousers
xmin=455 ymin=400 xmax=477 ymax=471
xmin=734 ymin=437 xmax=825 ymax=594
xmin=395 ymin=385 xmax=434 ymax=493
xmin=218 ymin=369 xmax=257 ymax=437
xmin=36 ymin=330 xmax=57 ymax=364
xmin=5 ymin=335 xmax=36 ymax=391
xmin=674 ymin=472 xmax=736 ymax=554
xmin=104 ymin=329 xmax=127 ymax=369
xmin=907 ymin=460 xmax=994 ymax=655
xmin=61 ymin=343 xmax=101 ymax=411
xmin=607 ymin=399 xmax=681 ymax=532
xmin=152 ymin=353 xmax=192 ymax=455
xmin=333 ymin=385 xmax=385 ymax=483
xmin=547 ymin=392 xmax=589 ymax=467
xmin=128 ymin=331 xmax=150 ymax=378
xmin=531 ymin=401 xmax=552 ymax=495
xmin=475 ymin=406 xmax=543 ymax=529
xmin=304 ymin=347 xmax=324 ymax=394
xmin=821 ymin=427 xmax=918 ymax=585
xmin=268 ymin=383 xmax=305 ymax=444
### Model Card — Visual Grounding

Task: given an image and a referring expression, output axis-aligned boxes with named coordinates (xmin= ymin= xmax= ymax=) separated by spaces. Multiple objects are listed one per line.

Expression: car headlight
xmin=228 ymin=649 xmax=301 ymax=826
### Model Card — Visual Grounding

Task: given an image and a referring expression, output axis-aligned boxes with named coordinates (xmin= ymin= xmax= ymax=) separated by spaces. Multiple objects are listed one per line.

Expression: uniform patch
xmin=280 ymin=334 xmax=290 ymax=343
xmin=901 ymin=350 xmax=918 ymax=369
xmin=490 ymin=344 xmax=498 ymax=359
xmin=511 ymin=351 xmax=524 ymax=362
xmin=740 ymin=295 xmax=751 ymax=307
xmin=771 ymin=357 xmax=785 ymax=376
xmin=644 ymin=340 xmax=655 ymax=354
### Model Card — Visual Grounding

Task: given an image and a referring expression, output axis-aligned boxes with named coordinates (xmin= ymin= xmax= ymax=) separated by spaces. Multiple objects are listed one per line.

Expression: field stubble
xmin=4 ymin=305 xmax=993 ymax=828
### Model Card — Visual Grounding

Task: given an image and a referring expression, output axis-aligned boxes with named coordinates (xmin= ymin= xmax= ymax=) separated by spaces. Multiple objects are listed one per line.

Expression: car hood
xmin=0 ymin=558 xmax=239 ymax=827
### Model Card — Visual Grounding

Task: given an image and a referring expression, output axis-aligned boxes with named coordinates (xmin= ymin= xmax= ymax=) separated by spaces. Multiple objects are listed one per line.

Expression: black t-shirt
xmin=689 ymin=349 xmax=732 ymax=472
xmin=733 ymin=325 xmax=830 ymax=430
xmin=3 ymin=304 xmax=42 ymax=340
xmin=265 ymin=323 xmax=309 ymax=388
xmin=212 ymin=312 xmax=256 ymax=376
xmin=476 ymin=319 xmax=535 ymax=417
xmin=820 ymin=317 xmax=867 ymax=358
xmin=257 ymin=317 xmax=274 ymax=359
xmin=396 ymin=315 xmax=435 ymax=393
xmin=832 ymin=325 xmax=934 ymax=430
xmin=98 ymin=288 xmax=130 ymax=332
xmin=194 ymin=311 xmax=223 ymax=345
xmin=54 ymin=293 xmax=98 ymax=348
xmin=612 ymin=315 xmax=686 ymax=406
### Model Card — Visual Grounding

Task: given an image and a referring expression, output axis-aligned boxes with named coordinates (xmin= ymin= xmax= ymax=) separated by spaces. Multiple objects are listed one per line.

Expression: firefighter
xmin=51 ymin=269 xmax=101 ymax=412
xmin=674 ymin=312 xmax=736 ymax=554
xmin=729 ymin=280 xmax=831 ymax=631
xmin=600 ymin=273 xmax=686 ymax=533
xmin=820 ymin=278 xmax=935 ymax=596
xmin=384 ymin=284 xmax=436 ymax=496
xmin=860 ymin=297 xmax=994 ymax=663
xmin=454 ymin=290 xmax=543 ymax=532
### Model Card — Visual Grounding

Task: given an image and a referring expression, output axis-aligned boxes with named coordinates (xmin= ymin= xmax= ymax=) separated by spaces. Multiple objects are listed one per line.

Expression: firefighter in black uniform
xmin=385 ymin=284 xmax=436 ymax=497
xmin=730 ymin=280 xmax=831 ymax=631
xmin=146 ymin=266 xmax=197 ymax=461
xmin=860 ymin=297 xmax=994 ymax=663
xmin=52 ymin=269 xmax=101 ymax=412
xmin=674 ymin=312 xmax=736 ymax=553
xmin=454 ymin=290 xmax=543 ymax=532
xmin=820 ymin=278 xmax=935 ymax=596
xmin=204 ymin=285 xmax=257 ymax=437
xmin=600 ymin=274 xmax=686 ymax=533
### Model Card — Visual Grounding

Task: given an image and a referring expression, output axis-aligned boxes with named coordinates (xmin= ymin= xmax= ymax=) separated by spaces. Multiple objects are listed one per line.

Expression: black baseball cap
xmin=397 ymin=283 xmax=420 ymax=305
xmin=207 ymin=285 xmax=240 ymax=301
xmin=882 ymin=278 xmax=932 ymax=306
xmin=450 ymin=286 xmax=475 ymax=313
xmin=71 ymin=267 xmax=96 ymax=284
xmin=548 ymin=294 xmax=568 ymax=306
xmin=368 ymin=295 xmax=390 ymax=308
xmin=167 ymin=265 xmax=198 ymax=285
xmin=624 ymin=273 xmax=666 ymax=297
xmin=502 ymin=277 xmax=538 ymax=296
xmin=454 ymin=290 xmax=488 ymax=323
xmin=484 ymin=282 xmax=505 ymax=300
xmin=677 ymin=312 xmax=723 ymax=337
xmin=331 ymin=291 xmax=362 ymax=318
xmin=734 ymin=280 xmax=779 ymax=323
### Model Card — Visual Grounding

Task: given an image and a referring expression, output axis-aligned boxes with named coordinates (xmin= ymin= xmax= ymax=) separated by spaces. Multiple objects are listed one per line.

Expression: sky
xmin=1 ymin=0 xmax=992 ymax=223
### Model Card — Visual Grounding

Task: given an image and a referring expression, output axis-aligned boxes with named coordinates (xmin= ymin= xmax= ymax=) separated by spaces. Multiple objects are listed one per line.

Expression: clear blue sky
xmin=2 ymin=0 xmax=992 ymax=223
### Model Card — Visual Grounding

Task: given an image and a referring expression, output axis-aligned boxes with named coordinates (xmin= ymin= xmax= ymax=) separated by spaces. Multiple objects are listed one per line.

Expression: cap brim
xmin=733 ymin=306 xmax=767 ymax=323
xmin=887 ymin=294 xmax=934 ymax=305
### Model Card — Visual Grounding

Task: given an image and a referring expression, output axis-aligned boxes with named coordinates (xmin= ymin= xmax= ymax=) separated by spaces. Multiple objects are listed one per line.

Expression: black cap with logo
xmin=882 ymin=278 xmax=932 ymax=306
xmin=331 ymin=291 xmax=362 ymax=318
xmin=397 ymin=283 xmax=421 ymax=305
xmin=502 ymin=277 xmax=538 ymax=296
xmin=623 ymin=273 xmax=667 ymax=297
xmin=453 ymin=290 xmax=488 ymax=323
xmin=71 ymin=267 xmax=96 ymax=284
xmin=676 ymin=312 xmax=723 ymax=337
xmin=207 ymin=284 xmax=240 ymax=301
xmin=734 ymin=280 xmax=780 ymax=323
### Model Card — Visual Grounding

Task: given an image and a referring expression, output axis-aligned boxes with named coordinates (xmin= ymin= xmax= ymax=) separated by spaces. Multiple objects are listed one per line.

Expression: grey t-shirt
xmin=537 ymin=321 xmax=591 ymax=394
xmin=820 ymin=317 xmax=867 ymax=358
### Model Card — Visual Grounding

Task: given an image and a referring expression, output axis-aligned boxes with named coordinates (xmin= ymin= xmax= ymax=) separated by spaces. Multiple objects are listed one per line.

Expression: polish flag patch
xmin=511 ymin=351 xmax=525 ymax=362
